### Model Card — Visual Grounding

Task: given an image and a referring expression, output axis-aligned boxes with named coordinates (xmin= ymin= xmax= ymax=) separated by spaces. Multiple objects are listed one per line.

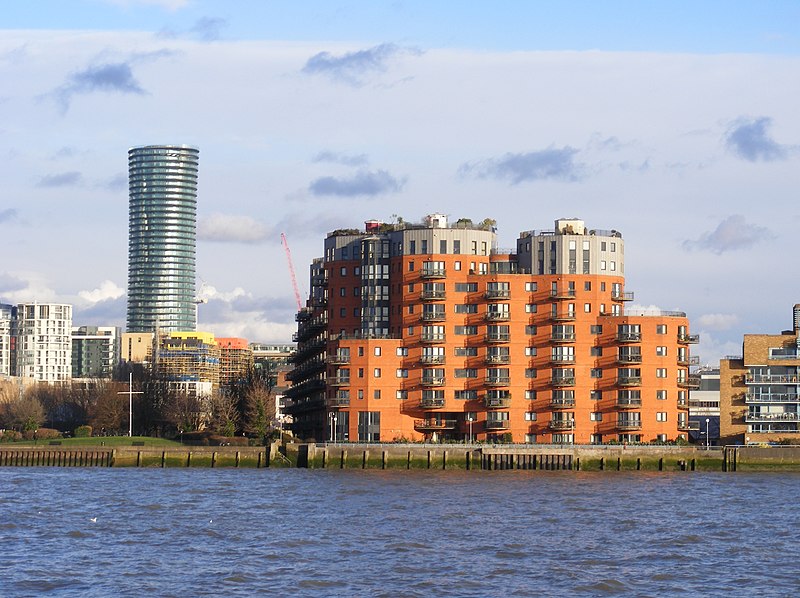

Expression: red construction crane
xmin=281 ymin=232 xmax=303 ymax=311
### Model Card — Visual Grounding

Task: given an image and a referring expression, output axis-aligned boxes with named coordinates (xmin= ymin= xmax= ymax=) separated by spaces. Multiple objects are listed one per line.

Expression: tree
xmin=163 ymin=391 xmax=204 ymax=434
xmin=89 ymin=381 xmax=128 ymax=435
xmin=207 ymin=391 xmax=240 ymax=437
xmin=4 ymin=396 xmax=45 ymax=432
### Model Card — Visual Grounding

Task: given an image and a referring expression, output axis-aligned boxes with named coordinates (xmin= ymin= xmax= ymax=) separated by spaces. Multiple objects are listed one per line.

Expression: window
xmin=525 ymin=347 xmax=537 ymax=356
xmin=656 ymin=346 xmax=668 ymax=356
xmin=340 ymin=287 xmax=346 ymax=296
xmin=591 ymin=346 xmax=602 ymax=357
xmin=396 ymin=347 xmax=408 ymax=356
xmin=656 ymin=368 xmax=667 ymax=378
xmin=374 ymin=347 xmax=381 ymax=356
xmin=584 ymin=303 xmax=591 ymax=313
xmin=374 ymin=390 xmax=381 ymax=399
xmin=455 ymin=325 xmax=478 ymax=335
xmin=440 ymin=240 xmax=447 ymax=254
xmin=455 ymin=390 xmax=478 ymax=400
xmin=525 ymin=325 xmax=538 ymax=335
xmin=591 ymin=325 xmax=603 ymax=334
xmin=353 ymin=307 xmax=359 ymax=317
xmin=657 ymin=390 xmax=667 ymax=400
xmin=584 ymin=281 xmax=591 ymax=291
xmin=396 ymin=390 xmax=408 ymax=400
xmin=611 ymin=242 xmax=616 ymax=252
xmin=525 ymin=390 xmax=537 ymax=400
xmin=590 ymin=412 xmax=603 ymax=422
xmin=454 ymin=304 xmax=478 ymax=314
xmin=525 ymin=304 xmax=538 ymax=313
xmin=525 ymin=282 xmax=538 ymax=292
xmin=525 ymin=434 xmax=537 ymax=443
xmin=600 ymin=260 xmax=607 ymax=271
xmin=591 ymin=368 xmax=603 ymax=378
xmin=408 ymin=262 xmax=414 ymax=271
xmin=601 ymin=241 xmax=607 ymax=251
xmin=590 ymin=390 xmax=602 ymax=400
xmin=410 ymin=240 xmax=416 ymax=254
xmin=453 ymin=240 xmax=461 ymax=254
xmin=454 ymin=347 xmax=478 ymax=357
xmin=455 ymin=368 xmax=478 ymax=378
xmin=657 ymin=324 xmax=667 ymax=335
xmin=421 ymin=239 xmax=428 ymax=254
xmin=454 ymin=261 xmax=461 ymax=271
xmin=524 ymin=412 xmax=537 ymax=421
xmin=340 ymin=267 xmax=347 ymax=276
xmin=358 ymin=347 xmax=364 ymax=356
xmin=358 ymin=390 xmax=364 ymax=399
xmin=656 ymin=412 xmax=668 ymax=422
xmin=525 ymin=368 xmax=537 ymax=378
xmin=339 ymin=307 xmax=346 ymax=317
xmin=374 ymin=368 xmax=381 ymax=378
xmin=455 ymin=283 xmax=478 ymax=292
xmin=396 ymin=369 xmax=408 ymax=378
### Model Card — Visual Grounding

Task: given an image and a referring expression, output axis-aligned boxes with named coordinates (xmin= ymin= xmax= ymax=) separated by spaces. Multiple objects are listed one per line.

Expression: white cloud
xmin=78 ymin=280 xmax=125 ymax=303
xmin=696 ymin=313 xmax=739 ymax=331
xmin=198 ymin=214 xmax=270 ymax=243
xmin=100 ymin=0 xmax=189 ymax=10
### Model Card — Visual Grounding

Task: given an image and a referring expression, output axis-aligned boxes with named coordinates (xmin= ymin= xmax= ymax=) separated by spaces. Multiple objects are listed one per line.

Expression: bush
xmin=208 ymin=435 xmax=248 ymax=447
xmin=22 ymin=428 xmax=61 ymax=440
xmin=0 ymin=430 xmax=22 ymax=442
xmin=74 ymin=425 xmax=93 ymax=438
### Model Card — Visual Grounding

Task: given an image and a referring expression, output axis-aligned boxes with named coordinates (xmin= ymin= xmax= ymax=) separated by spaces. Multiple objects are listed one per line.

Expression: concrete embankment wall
xmin=294 ymin=443 xmax=728 ymax=472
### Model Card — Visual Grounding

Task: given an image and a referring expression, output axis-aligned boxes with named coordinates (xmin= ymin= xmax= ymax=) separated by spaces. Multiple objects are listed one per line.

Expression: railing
xmin=678 ymin=333 xmax=700 ymax=344
xmin=485 ymin=333 xmax=511 ymax=343
xmin=414 ymin=419 xmax=457 ymax=431
xmin=421 ymin=312 xmax=446 ymax=321
xmin=745 ymin=374 xmax=800 ymax=384
xmin=550 ymin=333 xmax=576 ymax=343
xmin=421 ymin=377 xmax=446 ymax=387
xmin=485 ymin=312 xmax=510 ymax=321
xmin=678 ymin=422 xmax=697 ymax=431
xmin=485 ymin=376 xmax=511 ymax=386
xmin=769 ymin=352 xmax=800 ymax=360
xmin=485 ymin=289 xmax=511 ymax=299
xmin=677 ymin=355 xmax=701 ymax=366
xmin=617 ymin=354 xmax=642 ymax=364
xmin=550 ymin=288 xmax=576 ymax=300
xmin=420 ymin=334 xmax=446 ymax=343
xmin=485 ymin=354 xmax=510 ymax=364
xmin=419 ymin=355 xmax=446 ymax=364
xmin=420 ymin=290 xmax=446 ymax=301
xmin=329 ymin=377 xmax=351 ymax=387
xmin=746 ymin=413 xmax=800 ymax=422
xmin=326 ymin=397 xmax=351 ymax=407
xmin=419 ymin=397 xmax=445 ymax=409
xmin=551 ymin=376 xmax=576 ymax=387
xmin=549 ymin=420 xmax=574 ymax=431
xmin=611 ymin=291 xmax=634 ymax=301
xmin=617 ymin=420 xmax=642 ymax=431
xmin=617 ymin=376 xmax=642 ymax=387
xmin=616 ymin=333 xmax=642 ymax=343
xmin=677 ymin=376 xmax=701 ymax=389
xmin=326 ymin=355 xmax=350 ymax=364
xmin=484 ymin=396 xmax=512 ymax=408
xmin=549 ymin=356 xmax=576 ymax=364
xmin=677 ymin=398 xmax=689 ymax=409
xmin=550 ymin=312 xmax=576 ymax=321
xmin=421 ymin=268 xmax=446 ymax=279
xmin=485 ymin=420 xmax=511 ymax=430
xmin=746 ymin=393 xmax=800 ymax=403
xmin=550 ymin=398 xmax=575 ymax=408
xmin=616 ymin=398 xmax=642 ymax=408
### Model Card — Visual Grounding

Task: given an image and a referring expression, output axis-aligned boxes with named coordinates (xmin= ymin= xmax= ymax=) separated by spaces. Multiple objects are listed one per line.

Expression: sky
xmin=1 ymin=0 xmax=799 ymax=366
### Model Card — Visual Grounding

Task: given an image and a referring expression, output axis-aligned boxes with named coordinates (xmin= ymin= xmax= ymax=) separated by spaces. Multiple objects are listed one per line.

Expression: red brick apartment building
xmin=285 ymin=215 xmax=698 ymax=444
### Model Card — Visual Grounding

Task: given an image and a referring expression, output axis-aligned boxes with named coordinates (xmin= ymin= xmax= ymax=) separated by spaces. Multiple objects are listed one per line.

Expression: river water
xmin=0 ymin=468 xmax=796 ymax=597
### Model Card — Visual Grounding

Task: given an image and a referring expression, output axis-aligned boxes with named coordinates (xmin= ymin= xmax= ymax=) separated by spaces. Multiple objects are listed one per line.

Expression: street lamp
xmin=571 ymin=416 xmax=575 ymax=445
xmin=329 ymin=412 xmax=337 ymax=443
xmin=467 ymin=416 xmax=473 ymax=444
xmin=705 ymin=418 xmax=710 ymax=450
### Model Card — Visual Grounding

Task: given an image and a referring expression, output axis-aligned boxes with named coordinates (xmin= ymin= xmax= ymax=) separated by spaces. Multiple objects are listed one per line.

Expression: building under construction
xmin=217 ymin=337 xmax=254 ymax=388
xmin=156 ymin=331 xmax=220 ymax=398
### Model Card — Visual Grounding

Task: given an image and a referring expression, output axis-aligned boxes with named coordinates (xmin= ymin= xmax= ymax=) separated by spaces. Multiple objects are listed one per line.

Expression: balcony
xmin=420 ymin=397 xmax=445 ymax=409
xmin=326 ymin=397 xmax=351 ymax=408
xmin=617 ymin=420 xmax=643 ymax=431
xmin=611 ymin=290 xmax=635 ymax=302
xmin=550 ymin=333 xmax=576 ymax=343
xmin=329 ymin=376 xmax=351 ymax=387
xmin=617 ymin=376 xmax=642 ymax=387
xmin=678 ymin=333 xmax=700 ymax=344
xmin=745 ymin=374 xmax=800 ymax=384
xmin=421 ymin=267 xmax=446 ymax=279
xmin=485 ymin=333 xmax=511 ymax=343
xmin=420 ymin=334 xmax=446 ymax=344
xmin=550 ymin=398 xmax=575 ymax=409
xmin=677 ymin=375 xmax=701 ymax=389
xmin=485 ymin=376 xmax=511 ymax=387
xmin=745 ymin=413 xmax=800 ymax=423
xmin=549 ymin=355 xmax=576 ymax=365
xmin=485 ymin=420 xmax=511 ymax=430
xmin=550 ymin=288 xmax=576 ymax=300
xmin=419 ymin=355 xmax=446 ymax=365
xmin=421 ymin=312 xmax=446 ymax=322
xmin=485 ymin=354 xmax=510 ymax=364
xmin=485 ymin=312 xmax=511 ymax=321
xmin=549 ymin=420 xmax=574 ymax=431
xmin=678 ymin=421 xmax=697 ymax=432
xmin=677 ymin=355 xmax=700 ymax=366
xmin=421 ymin=376 xmax=446 ymax=387
xmin=745 ymin=393 xmax=800 ymax=403
xmin=484 ymin=396 xmax=512 ymax=409
xmin=616 ymin=398 xmax=642 ymax=408
xmin=485 ymin=289 xmax=511 ymax=299
xmin=550 ymin=311 xmax=576 ymax=322
xmin=551 ymin=376 xmax=576 ymax=387
xmin=616 ymin=332 xmax=642 ymax=343
xmin=616 ymin=353 xmax=642 ymax=365
xmin=326 ymin=354 xmax=350 ymax=365
xmin=414 ymin=419 xmax=457 ymax=432
xmin=677 ymin=398 xmax=690 ymax=410
xmin=420 ymin=290 xmax=446 ymax=301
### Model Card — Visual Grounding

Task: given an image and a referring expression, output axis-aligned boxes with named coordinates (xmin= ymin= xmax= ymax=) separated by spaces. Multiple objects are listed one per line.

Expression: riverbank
xmin=3 ymin=442 xmax=799 ymax=471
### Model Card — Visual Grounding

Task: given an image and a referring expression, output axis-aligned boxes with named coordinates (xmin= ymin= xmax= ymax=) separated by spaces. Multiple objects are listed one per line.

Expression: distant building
xmin=286 ymin=215 xmax=698 ymax=443
xmin=0 ymin=303 xmax=12 ymax=378
xmin=120 ymin=332 xmax=155 ymax=365
xmin=689 ymin=367 xmax=720 ymax=446
xmin=126 ymin=144 xmax=199 ymax=333
xmin=720 ymin=305 xmax=800 ymax=445
xmin=71 ymin=326 xmax=120 ymax=379
xmin=13 ymin=303 xmax=72 ymax=382
xmin=217 ymin=337 xmax=254 ymax=388
xmin=156 ymin=331 xmax=219 ymax=398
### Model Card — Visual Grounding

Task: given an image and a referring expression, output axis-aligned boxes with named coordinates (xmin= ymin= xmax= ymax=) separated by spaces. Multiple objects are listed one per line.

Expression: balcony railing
xmin=617 ymin=376 xmax=642 ymax=387
xmin=549 ymin=420 xmax=574 ymax=431
xmin=616 ymin=333 xmax=642 ymax=343
xmin=677 ymin=398 xmax=689 ymax=410
xmin=550 ymin=398 xmax=576 ymax=408
xmin=677 ymin=355 xmax=701 ymax=366
xmin=420 ymin=290 xmax=446 ymax=301
xmin=745 ymin=413 xmax=800 ymax=423
xmin=419 ymin=355 xmax=446 ymax=365
xmin=421 ymin=376 xmax=446 ymax=387
xmin=420 ymin=397 xmax=446 ymax=409
xmin=678 ymin=421 xmax=698 ymax=431
xmin=549 ymin=355 xmax=576 ymax=364
xmin=485 ymin=289 xmax=511 ymax=299
xmin=414 ymin=418 xmax=458 ymax=432
xmin=485 ymin=312 xmax=510 ymax=321
xmin=617 ymin=420 xmax=642 ymax=431
xmin=329 ymin=377 xmax=351 ymax=387
xmin=678 ymin=333 xmax=700 ymax=344
xmin=484 ymin=396 xmax=512 ymax=409
xmin=551 ymin=376 xmax=576 ymax=387
xmin=485 ymin=354 xmax=510 ymax=364
xmin=326 ymin=355 xmax=350 ymax=365
xmin=420 ymin=334 xmax=446 ymax=343
xmin=550 ymin=288 xmax=576 ymax=300
xmin=746 ymin=393 xmax=800 ymax=403
xmin=611 ymin=291 xmax=635 ymax=302
xmin=616 ymin=398 xmax=642 ymax=408
xmin=550 ymin=333 xmax=576 ymax=343
xmin=677 ymin=376 xmax=701 ymax=389
xmin=421 ymin=312 xmax=446 ymax=322
xmin=550 ymin=312 xmax=576 ymax=322
xmin=485 ymin=333 xmax=511 ymax=343
xmin=326 ymin=397 xmax=351 ymax=408
xmin=421 ymin=268 xmax=446 ymax=279
xmin=745 ymin=374 xmax=800 ymax=384
xmin=485 ymin=376 xmax=511 ymax=386
xmin=485 ymin=420 xmax=511 ymax=430
xmin=616 ymin=354 xmax=642 ymax=364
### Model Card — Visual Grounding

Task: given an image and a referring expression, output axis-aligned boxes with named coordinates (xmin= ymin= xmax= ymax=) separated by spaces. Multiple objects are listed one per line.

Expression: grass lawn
xmin=9 ymin=436 xmax=182 ymax=448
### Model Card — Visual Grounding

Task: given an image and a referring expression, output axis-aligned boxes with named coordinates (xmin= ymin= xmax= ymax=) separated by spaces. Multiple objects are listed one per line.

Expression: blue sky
xmin=1 ymin=0 xmax=799 ymax=364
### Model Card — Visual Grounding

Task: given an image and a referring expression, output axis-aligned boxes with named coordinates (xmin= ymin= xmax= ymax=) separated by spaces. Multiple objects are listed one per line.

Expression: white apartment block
xmin=0 ymin=303 xmax=12 ymax=377
xmin=15 ymin=303 xmax=73 ymax=382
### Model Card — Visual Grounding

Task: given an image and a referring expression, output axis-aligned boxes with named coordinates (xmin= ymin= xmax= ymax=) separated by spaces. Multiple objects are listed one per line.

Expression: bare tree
xmin=4 ymin=396 xmax=46 ymax=432
xmin=207 ymin=391 xmax=240 ymax=437
xmin=89 ymin=381 xmax=127 ymax=435
xmin=163 ymin=391 xmax=205 ymax=433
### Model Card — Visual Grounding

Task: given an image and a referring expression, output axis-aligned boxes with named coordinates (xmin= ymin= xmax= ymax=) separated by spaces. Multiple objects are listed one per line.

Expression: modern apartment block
xmin=217 ymin=337 xmax=254 ymax=387
xmin=126 ymin=144 xmax=199 ymax=333
xmin=156 ymin=331 xmax=220 ymax=398
xmin=71 ymin=326 xmax=120 ymax=379
xmin=0 ymin=303 xmax=12 ymax=377
xmin=12 ymin=303 xmax=73 ymax=382
xmin=720 ymin=305 xmax=800 ymax=444
xmin=286 ymin=215 xmax=698 ymax=443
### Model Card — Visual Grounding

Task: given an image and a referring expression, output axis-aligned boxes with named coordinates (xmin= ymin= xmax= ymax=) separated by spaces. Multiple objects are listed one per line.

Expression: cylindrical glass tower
xmin=126 ymin=145 xmax=199 ymax=333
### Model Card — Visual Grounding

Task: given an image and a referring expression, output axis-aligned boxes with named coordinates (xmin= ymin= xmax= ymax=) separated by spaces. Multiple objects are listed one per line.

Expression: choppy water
xmin=0 ymin=468 xmax=797 ymax=597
